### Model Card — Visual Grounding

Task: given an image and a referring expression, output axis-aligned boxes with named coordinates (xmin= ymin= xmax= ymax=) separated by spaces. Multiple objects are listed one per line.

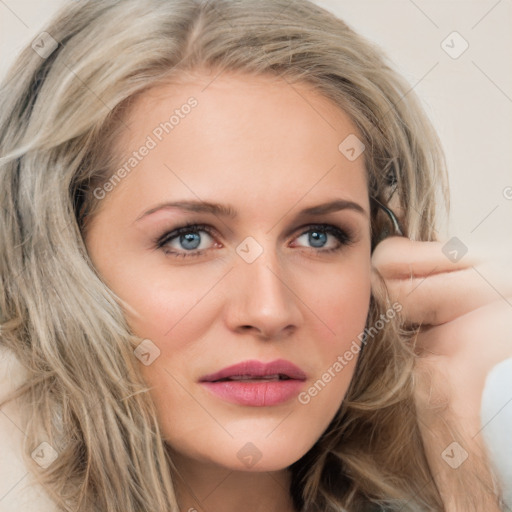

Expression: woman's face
xmin=84 ymin=70 xmax=372 ymax=472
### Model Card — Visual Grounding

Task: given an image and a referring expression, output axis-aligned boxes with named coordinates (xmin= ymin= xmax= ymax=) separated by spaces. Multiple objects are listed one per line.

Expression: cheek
xmin=312 ymin=268 xmax=371 ymax=386
xmin=127 ymin=260 xmax=371 ymax=365
xmin=118 ymin=248 xmax=372 ymax=371
xmin=300 ymin=264 xmax=371 ymax=409
xmin=110 ymin=261 xmax=215 ymax=340
xmin=312 ymin=253 xmax=372 ymax=350
xmin=325 ymin=266 xmax=371 ymax=330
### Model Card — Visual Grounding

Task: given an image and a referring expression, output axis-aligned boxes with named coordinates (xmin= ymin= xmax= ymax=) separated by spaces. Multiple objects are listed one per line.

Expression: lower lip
xmin=201 ymin=380 xmax=305 ymax=406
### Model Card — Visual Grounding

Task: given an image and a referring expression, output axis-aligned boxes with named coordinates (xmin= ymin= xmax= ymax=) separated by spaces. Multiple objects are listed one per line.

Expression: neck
xmin=170 ymin=450 xmax=297 ymax=512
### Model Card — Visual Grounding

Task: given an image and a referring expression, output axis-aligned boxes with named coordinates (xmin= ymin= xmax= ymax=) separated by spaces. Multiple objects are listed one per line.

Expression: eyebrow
xmin=135 ymin=198 xmax=367 ymax=222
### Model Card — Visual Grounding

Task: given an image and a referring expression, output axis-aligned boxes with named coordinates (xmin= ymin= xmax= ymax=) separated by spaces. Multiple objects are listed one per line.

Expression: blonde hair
xmin=0 ymin=0 xmax=474 ymax=510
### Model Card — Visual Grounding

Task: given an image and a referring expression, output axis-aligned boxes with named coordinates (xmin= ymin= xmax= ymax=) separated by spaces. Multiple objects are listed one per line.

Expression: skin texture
xmin=84 ymin=69 xmax=372 ymax=512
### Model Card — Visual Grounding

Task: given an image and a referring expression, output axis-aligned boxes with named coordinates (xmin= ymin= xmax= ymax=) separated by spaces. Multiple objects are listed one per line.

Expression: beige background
xmin=1 ymin=0 xmax=511 ymax=250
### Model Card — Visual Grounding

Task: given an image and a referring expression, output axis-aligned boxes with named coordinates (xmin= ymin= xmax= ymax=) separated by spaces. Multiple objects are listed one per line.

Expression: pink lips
xmin=199 ymin=359 xmax=307 ymax=407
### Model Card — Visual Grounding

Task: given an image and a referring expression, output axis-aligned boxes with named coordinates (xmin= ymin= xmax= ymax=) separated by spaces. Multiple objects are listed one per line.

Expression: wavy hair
xmin=0 ymin=0 xmax=460 ymax=510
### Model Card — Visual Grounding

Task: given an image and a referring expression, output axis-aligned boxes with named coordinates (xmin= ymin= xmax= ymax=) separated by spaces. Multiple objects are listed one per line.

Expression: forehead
xmin=125 ymin=69 xmax=361 ymax=138
xmin=106 ymin=70 xmax=369 ymax=216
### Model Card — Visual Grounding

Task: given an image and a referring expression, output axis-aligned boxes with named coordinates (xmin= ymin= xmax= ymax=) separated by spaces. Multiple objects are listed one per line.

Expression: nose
xmin=224 ymin=245 xmax=303 ymax=340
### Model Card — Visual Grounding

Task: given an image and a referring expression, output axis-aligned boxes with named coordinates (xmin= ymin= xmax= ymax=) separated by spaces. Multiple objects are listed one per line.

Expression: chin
xmin=169 ymin=425 xmax=320 ymax=473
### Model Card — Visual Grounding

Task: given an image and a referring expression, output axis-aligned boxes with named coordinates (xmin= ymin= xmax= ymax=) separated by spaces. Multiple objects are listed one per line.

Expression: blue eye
xmin=155 ymin=223 xmax=353 ymax=258
xmin=155 ymin=223 xmax=216 ymax=258
xmin=293 ymin=224 xmax=351 ymax=251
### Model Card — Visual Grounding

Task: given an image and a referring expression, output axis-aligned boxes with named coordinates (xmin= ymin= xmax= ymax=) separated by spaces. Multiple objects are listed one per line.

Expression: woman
xmin=0 ymin=1 xmax=510 ymax=511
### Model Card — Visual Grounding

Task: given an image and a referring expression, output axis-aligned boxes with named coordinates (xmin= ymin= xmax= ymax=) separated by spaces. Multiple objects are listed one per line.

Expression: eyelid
xmin=154 ymin=221 xmax=352 ymax=245
xmin=154 ymin=221 xmax=355 ymax=259
xmin=292 ymin=221 xmax=354 ymax=239
xmin=291 ymin=223 xmax=355 ymax=250
xmin=154 ymin=222 xmax=217 ymax=249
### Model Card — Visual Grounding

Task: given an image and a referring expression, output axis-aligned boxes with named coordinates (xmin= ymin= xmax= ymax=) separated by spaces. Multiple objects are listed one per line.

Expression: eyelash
xmin=154 ymin=222 xmax=354 ymax=259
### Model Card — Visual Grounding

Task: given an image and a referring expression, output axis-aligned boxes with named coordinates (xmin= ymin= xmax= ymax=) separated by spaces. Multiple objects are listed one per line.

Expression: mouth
xmin=199 ymin=359 xmax=307 ymax=383
xmin=199 ymin=359 xmax=307 ymax=407
xmin=212 ymin=374 xmax=293 ymax=382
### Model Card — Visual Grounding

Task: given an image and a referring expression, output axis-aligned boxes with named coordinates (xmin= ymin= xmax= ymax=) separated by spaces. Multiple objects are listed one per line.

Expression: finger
xmin=375 ymin=267 xmax=509 ymax=325
xmin=372 ymin=236 xmax=478 ymax=280
xmin=372 ymin=238 xmax=512 ymax=325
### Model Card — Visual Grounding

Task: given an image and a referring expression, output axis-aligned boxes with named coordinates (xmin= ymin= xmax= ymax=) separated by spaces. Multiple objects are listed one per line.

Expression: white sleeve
xmin=480 ymin=356 xmax=512 ymax=510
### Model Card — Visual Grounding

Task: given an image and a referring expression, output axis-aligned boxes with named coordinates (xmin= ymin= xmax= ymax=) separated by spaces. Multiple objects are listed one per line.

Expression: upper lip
xmin=199 ymin=359 xmax=307 ymax=382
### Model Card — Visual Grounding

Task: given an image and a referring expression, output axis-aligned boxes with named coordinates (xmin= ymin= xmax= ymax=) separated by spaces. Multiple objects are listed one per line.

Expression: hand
xmin=372 ymin=236 xmax=512 ymax=510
